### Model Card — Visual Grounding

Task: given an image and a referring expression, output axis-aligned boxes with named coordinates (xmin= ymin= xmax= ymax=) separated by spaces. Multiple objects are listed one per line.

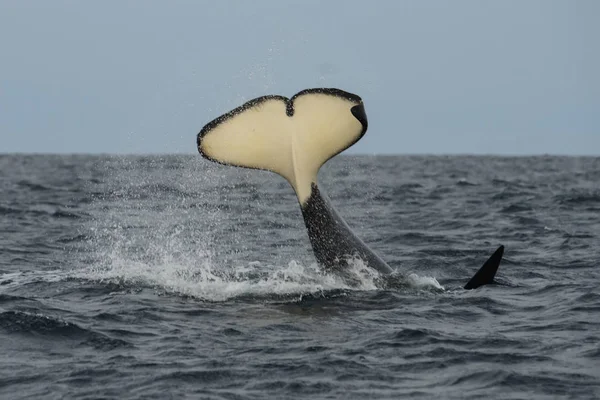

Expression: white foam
xmin=75 ymin=248 xmax=385 ymax=302
xmin=1 ymin=244 xmax=444 ymax=301
xmin=0 ymin=248 xmax=445 ymax=302
xmin=1 ymin=261 xmax=445 ymax=301
xmin=406 ymin=272 xmax=445 ymax=291
xmin=73 ymin=238 xmax=449 ymax=301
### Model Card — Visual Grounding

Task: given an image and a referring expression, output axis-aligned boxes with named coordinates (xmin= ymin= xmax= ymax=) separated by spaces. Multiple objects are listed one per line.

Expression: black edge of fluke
xmin=464 ymin=245 xmax=505 ymax=290
xmin=350 ymin=104 xmax=368 ymax=133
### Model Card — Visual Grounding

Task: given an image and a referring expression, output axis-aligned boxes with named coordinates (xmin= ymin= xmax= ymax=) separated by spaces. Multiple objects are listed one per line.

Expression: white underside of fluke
xmin=198 ymin=91 xmax=364 ymax=204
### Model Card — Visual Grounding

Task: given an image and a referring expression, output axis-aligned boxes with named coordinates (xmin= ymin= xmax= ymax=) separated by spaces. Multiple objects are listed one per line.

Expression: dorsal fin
xmin=464 ymin=245 xmax=504 ymax=290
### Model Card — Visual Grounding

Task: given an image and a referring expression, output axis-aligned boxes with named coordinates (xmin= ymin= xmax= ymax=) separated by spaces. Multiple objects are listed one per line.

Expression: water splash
xmin=78 ymin=249 xmax=385 ymax=302
xmin=73 ymin=233 xmax=446 ymax=301
xmin=70 ymin=155 xmax=445 ymax=302
xmin=406 ymin=273 xmax=445 ymax=291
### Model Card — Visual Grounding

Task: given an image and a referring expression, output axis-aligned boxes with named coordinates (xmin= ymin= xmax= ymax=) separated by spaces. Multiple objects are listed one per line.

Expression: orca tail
xmin=197 ymin=88 xmax=367 ymax=205
xmin=463 ymin=245 xmax=504 ymax=290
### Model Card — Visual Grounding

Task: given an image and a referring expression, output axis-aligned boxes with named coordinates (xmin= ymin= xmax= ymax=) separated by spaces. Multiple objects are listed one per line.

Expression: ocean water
xmin=0 ymin=154 xmax=599 ymax=399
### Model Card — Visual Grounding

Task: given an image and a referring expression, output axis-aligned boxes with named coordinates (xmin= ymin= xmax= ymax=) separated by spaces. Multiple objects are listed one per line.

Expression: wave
xmin=0 ymin=205 xmax=88 ymax=219
xmin=0 ymin=310 xmax=131 ymax=350
xmin=456 ymin=178 xmax=478 ymax=186
xmin=16 ymin=180 xmax=52 ymax=192
xmin=556 ymin=190 xmax=600 ymax=206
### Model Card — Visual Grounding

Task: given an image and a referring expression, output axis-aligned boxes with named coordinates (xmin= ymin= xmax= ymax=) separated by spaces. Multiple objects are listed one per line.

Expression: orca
xmin=197 ymin=88 xmax=504 ymax=289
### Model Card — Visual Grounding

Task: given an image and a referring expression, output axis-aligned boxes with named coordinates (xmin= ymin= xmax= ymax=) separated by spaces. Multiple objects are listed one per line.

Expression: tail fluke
xmin=197 ymin=88 xmax=367 ymax=204
xmin=464 ymin=245 xmax=504 ymax=290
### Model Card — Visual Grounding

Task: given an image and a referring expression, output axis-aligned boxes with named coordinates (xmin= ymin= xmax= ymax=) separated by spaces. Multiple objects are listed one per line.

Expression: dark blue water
xmin=1 ymin=154 xmax=599 ymax=399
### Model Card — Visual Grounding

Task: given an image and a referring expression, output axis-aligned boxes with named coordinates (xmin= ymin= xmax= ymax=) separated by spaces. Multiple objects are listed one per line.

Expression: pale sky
xmin=1 ymin=1 xmax=598 ymax=155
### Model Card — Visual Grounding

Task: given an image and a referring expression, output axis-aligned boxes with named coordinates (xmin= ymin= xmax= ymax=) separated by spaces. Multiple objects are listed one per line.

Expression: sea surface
xmin=0 ymin=154 xmax=599 ymax=399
